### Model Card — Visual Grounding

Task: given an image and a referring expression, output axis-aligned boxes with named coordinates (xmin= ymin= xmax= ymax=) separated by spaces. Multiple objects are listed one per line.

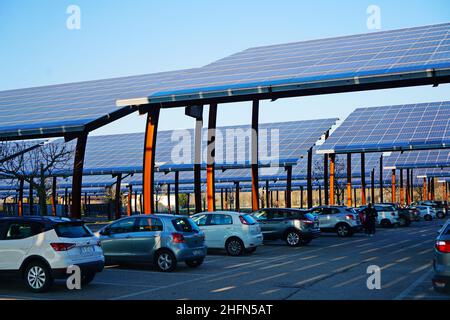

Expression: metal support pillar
xmin=114 ymin=173 xmax=122 ymax=220
xmin=379 ymin=154 xmax=383 ymax=203
xmin=346 ymin=153 xmax=352 ymax=207
xmin=400 ymin=169 xmax=404 ymax=206
xmin=307 ymin=147 xmax=313 ymax=209
xmin=371 ymin=169 xmax=375 ymax=204
xmin=143 ymin=107 xmax=160 ymax=214
xmin=391 ymin=169 xmax=396 ymax=203
xmin=324 ymin=154 xmax=329 ymax=206
xmin=361 ymin=153 xmax=366 ymax=205
xmin=251 ymin=100 xmax=260 ymax=211
xmin=286 ymin=165 xmax=292 ymax=208
xmin=175 ymin=171 xmax=180 ymax=214
xmin=329 ymin=154 xmax=336 ymax=206
xmin=18 ymin=178 xmax=24 ymax=217
xmin=206 ymin=103 xmax=217 ymax=212
xmin=127 ymin=185 xmax=133 ymax=216
xmin=235 ymin=182 xmax=240 ymax=212
xmin=71 ymin=132 xmax=88 ymax=219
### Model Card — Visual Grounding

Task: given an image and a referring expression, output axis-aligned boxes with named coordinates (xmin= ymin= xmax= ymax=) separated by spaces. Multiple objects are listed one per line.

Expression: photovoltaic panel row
xmin=382 ymin=149 xmax=450 ymax=169
xmin=317 ymin=101 xmax=450 ymax=154
xmin=141 ymin=23 xmax=450 ymax=104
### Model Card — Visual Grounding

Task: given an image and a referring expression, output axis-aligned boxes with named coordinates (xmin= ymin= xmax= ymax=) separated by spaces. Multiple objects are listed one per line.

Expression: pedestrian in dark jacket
xmin=364 ymin=203 xmax=378 ymax=236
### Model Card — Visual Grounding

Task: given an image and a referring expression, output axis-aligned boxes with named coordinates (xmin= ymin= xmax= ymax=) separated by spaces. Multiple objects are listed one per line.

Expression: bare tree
xmin=314 ymin=156 xmax=346 ymax=205
xmin=0 ymin=141 xmax=73 ymax=216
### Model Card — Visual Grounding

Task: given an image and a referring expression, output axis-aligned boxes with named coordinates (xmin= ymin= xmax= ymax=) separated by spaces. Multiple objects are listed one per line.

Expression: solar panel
xmin=317 ymin=101 xmax=450 ymax=154
xmin=383 ymin=149 xmax=450 ymax=169
xmin=0 ymin=69 xmax=197 ymax=140
xmin=118 ymin=23 xmax=450 ymax=105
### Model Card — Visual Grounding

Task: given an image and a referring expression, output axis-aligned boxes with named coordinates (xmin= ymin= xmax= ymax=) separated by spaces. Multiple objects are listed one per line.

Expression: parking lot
xmin=0 ymin=220 xmax=448 ymax=300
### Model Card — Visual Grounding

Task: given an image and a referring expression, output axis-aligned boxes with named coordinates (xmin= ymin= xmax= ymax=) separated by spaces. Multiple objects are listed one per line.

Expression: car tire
xmin=424 ymin=215 xmax=432 ymax=221
xmin=336 ymin=223 xmax=352 ymax=237
xmin=437 ymin=212 xmax=445 ymax=219
xmin=246 ymin=247 xmax=257 ymax=254
xmin=225 ymin=238 xmax=244 ymax=256
xmin=24 ymin=261 xmax=53 ymax=293
xmin=154 ymin=250 xmax=177 ymax=272
xmin=284 ymin=230 xmax=302 ymax=247
xmin=81 ymin=272 xmax=96 ymax=286
xmin=380 ymin=219 xmax=391 ymax=228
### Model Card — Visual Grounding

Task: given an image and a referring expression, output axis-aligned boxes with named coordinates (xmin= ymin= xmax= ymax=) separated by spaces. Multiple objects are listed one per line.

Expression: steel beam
xmin=71 ymin=132 xmax=88 ymax=219
xmin=114 ymin=173 xmax=122 ymax=220
xmin=143 ymin=107 xmax=160 ymax=214
xmin=329 ymin=154 xmax=335 ymax=205
xmin=371 ymin=169 xmax=375 ymax=204
xmin=361 ymin=153 xmax=366 ymax=205
xmin=51 ymin=176 xmax=57 ymax=216
xmin=391 ymin=169 xmax=396 ymax=203
xmin=379 ymin=154 xmax=384 ymax=203
xmin=400 ymin=169 xmax=404 ymax=205
xmin=307 ymin=147 xmax=313 ymax=209
xmin=18 ymin=178 xmax=24 ymax=217
xmin=251 ymin=100 xmax=260 ymax=211
xmin=206 ymin=103 xmax=218 ymax=212
xmin=324 ymin=154 xmax=329 ymax=206
xmin=346 ymin=153 xmax=352 ymax=207
xmin=286 ymin=165 xmax=292 ymax=208
xmin=235 ymin=181 xmax=240 ymax=212
xmin=127 ymin=185 xmax=133 ymax=216
xmin=175 ymin=171 xmax=180 ymax=214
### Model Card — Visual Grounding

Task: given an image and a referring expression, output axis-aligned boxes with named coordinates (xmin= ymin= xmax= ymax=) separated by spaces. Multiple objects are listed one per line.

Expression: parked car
xmin=433 ymin=220 xmax=450 ymax=293
xmin=413 ymin=205 xmax=437 ymax=221
xmin=251 ymin=208 xmax=320 ymax=247
xmin=359 ymin=204 xmax=400 ymax=228
xmin=308 ymin=206 xmax=362 ymax=237
xmin=96 ymin=214 xmax=206 ymax=272
xmin=191 ymin=211 xmax=263 ymax=256
xmin=381 ymin=203 xmax=414 ymax=226
xmin=0 ymin=216 xmax=104 ymax=293
xmin=412 ymin=201 xmax=447 ymax=219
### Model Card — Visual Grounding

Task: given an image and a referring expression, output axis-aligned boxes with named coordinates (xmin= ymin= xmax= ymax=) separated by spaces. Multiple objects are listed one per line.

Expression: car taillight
xmin=436 ymin=241 xmax=450 ymax=253
xmin=239 ymin=216 xmax=249 ymax=225
xmin=302 ymin=219 xmax=314 ymax=225
xmin=50 ymin=243 xmax=76 ymax=251
xmin=345 ymin=214 xmax=355 ymax=220
xmin=172 ymin=233 xmax=185 ymax=243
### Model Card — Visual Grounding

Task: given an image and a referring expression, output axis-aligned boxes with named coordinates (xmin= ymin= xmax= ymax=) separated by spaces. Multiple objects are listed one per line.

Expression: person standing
xmin=365 ymin=203 xmax=378 ymax=236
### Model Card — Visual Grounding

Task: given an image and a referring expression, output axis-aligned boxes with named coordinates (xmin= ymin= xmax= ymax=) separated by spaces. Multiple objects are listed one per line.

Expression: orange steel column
xmin=346 ymin=153 xmax=352 ymax=207
xmin=329 ymin=154 xmax=335 ymax=205
xmin=423 ymin=177 xmax=428 ymax=201
xmin=127 ymin=185 xmax=133 ymax=216
xmin=251 ymin=100 xmax=260 ymax=211
xmin=206 ymin=103 xmax=218 ymax=212
xmin=18 ymin=178 xmax=24 ymax=217
xmin=399 ymin=169 xmax=404 ymax=206
xmin=71 ymin=132 xmax=88 ymax=219
xmin=391 ymin=169 xmax=396 ymax=203
xmin=143 ymin=107 xmax=160 ymax=214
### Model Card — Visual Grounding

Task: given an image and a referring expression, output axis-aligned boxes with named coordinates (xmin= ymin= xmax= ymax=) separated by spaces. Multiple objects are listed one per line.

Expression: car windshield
xmin=172 ymin=218 xmax=199 ymax=233
xmin=241 ymin=214 xmax=257 ymax=225
xmin=55 ymin=223 xmax=92 ymax=238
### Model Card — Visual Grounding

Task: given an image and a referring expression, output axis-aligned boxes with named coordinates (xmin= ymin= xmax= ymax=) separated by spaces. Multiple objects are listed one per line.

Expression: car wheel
xmin=437 ymin=212 xmax=445 ymax=219
xmin=424 ymin=215 xmax=432 ymax=221
xmin=185 ymin=258 xmax=204 ymax=268
xmin=24 ymin=261 xmax=53 ymax=293
xmin=155 ymin=250 xmax=177 ymax=272
xmin=225 ymin=238 xmax=244 ymax=256
xmin=81 ymin=272 xmax=96 ymax=285
xmin=336 ymin=223 xmax=351 ymax=237
xmin=246 ymin=247 xmax=257 ymax=254
xmin=380 ymin=219 xmax=391 ymax=228
xmin=285 ymin=230 xmax=302 ymax=247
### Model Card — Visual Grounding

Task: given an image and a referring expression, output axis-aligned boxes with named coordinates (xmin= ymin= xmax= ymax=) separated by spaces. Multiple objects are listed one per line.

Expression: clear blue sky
xmin=1 ymin=0 xmax=449 ymax=135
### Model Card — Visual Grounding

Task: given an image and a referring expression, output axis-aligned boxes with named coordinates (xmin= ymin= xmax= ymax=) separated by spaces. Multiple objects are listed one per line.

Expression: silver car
xmin=97 ymin=214 xmax=207 ymax=272
xmin=433 ymin=220 xmax=450 ymax=293
xmin=309 ymin=206 xmax=362 ymax=237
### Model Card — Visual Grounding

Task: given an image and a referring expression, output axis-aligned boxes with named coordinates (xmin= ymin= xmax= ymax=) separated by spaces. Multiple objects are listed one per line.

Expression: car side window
xmin=210 ymin=214 xmax=233 ymax=225
xmin=109 ymin=218 xmax=136 ymax=235
xmin=4 ymin=221 xmax=38 ymax=240
xmin=192 ymin=214 xmax=209 ymax=226
xmin=331 ymin=208 xmax=340 ymax=214
xmin=136 ymin=218 xmax=163 ymax=232
xmin=0 ymin=221 xmax=8 ymax=240
xmin=253 ymin=210 xmax=268 ymax=220
xmin=273 ymin=210 xmax=286 ymax=219
xmin=322 ymin=208 xmax=332 ymax=215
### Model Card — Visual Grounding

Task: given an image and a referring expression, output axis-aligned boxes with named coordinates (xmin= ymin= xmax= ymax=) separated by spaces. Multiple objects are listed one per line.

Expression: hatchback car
xmin=97 ymin=214 xmax=206 ymax=272
xmin=309 ymin=206 xmax=362 ymax=237
xmin=191 ymin=211 xmax=263 ymax=256
xmin=0 ymin=216 xmax=104 ymax=292
xmin=251 ymin=208 xmax=320 ymax=247
xmin=414 ymin=205 xmax=437 ymax=221
xmin=433 ymin=220 xmax=450 ymax=293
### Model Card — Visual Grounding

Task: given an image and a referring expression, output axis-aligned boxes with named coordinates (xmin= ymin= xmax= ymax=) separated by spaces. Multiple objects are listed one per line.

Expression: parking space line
xmin=92 ymin=281 xmax=161 ymax=288
xmin=245 ymin=272 xmax=289 ymax=285
xmin=394 ymin=269 xmax=434 ymax=300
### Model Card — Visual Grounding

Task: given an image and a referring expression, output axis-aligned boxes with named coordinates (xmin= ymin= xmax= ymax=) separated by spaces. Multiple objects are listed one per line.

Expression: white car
xmin=373 ymin=205 xmax=400 ymax=227
xmin=191 ymin=211 xmax=263 ymax=256
xmin=0 ymin=216 xmax=104 ymax=292
xmin=414 ymin=206 xmax=436 ymax=221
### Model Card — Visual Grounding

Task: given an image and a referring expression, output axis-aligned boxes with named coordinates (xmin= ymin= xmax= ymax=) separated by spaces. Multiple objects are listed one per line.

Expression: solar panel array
xmin=318 ymin=101 xmax=450 ymax=153
xmin=144 ymin=23 xmax=450 ymax=103
xmin=383 ymin=149 xmax=450 ymax=169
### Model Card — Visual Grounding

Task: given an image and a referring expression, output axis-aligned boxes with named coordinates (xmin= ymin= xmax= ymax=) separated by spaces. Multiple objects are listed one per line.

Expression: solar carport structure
xmin=1 ymin=23 xmax=450 ymax=218
xmin=318 ymin=101 xmax=450 ymax=206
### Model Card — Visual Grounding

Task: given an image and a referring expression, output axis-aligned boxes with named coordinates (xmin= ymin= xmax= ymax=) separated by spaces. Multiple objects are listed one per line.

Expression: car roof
xmin=192 ymin=211 xmax=241 ymax=215
xmin=0 ymin=215 xmax=81 ymax=225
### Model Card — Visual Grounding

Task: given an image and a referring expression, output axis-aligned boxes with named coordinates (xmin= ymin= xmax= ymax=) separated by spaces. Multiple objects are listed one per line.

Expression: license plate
xmin=81 ymin=246 xmax=94 ymax=255
xmin=192 ymin=250 xmax=203 ymax=256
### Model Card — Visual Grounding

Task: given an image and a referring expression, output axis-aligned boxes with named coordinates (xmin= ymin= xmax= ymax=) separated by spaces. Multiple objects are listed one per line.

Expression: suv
xmin=97 ymin=214 xmax=207 ymax=272
xmin=0 ymin=216 xmax=104 ymax=292
xmin=191 ymin=211 xmax=263 ymax=256
xmin=381 ymin=203 xmax=414 ymax=227
xmin=251 ymin=208 xmax=320 ymax=247
xmin=309 ymin=206 xmax=362 ymax=237
xmin=433 ymin=220 xmax=450 ymax=293
xmin=412 ymin=201 xmax=447 ymax=219
xmin=359 ymin=204 xmax=400 ymax=228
